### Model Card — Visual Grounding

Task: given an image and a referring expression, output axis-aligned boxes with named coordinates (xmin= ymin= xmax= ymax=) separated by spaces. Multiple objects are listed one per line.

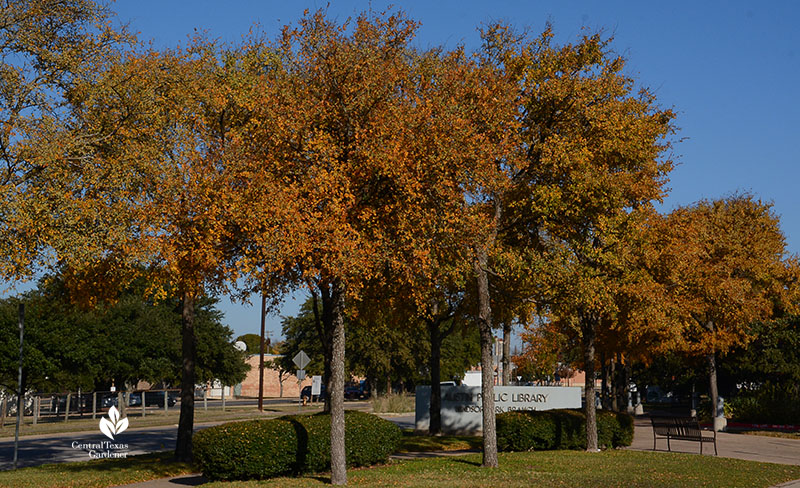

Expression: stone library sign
xmin=415 ymin=385 xmax=582 ymax=434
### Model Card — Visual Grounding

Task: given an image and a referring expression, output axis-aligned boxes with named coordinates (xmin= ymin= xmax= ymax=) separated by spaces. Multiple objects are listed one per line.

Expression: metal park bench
xmin=651 ymin=416 xmax=718 ymax=455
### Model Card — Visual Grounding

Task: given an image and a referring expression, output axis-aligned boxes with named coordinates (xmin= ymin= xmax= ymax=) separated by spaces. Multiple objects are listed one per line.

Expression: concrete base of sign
xmin=415 ymin=385 xmax=582 ymax=435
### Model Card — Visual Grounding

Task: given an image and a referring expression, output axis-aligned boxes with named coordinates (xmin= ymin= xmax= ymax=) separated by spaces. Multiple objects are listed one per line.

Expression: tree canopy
xmin=9 ymin=2 xmax=800 ymax=480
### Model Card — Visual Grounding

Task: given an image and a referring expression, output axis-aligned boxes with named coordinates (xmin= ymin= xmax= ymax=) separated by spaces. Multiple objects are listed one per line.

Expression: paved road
xmin=383 ymin=413 xmax=415 ymax=430
xmin=0 ymin=424 xmax=178 ymax=470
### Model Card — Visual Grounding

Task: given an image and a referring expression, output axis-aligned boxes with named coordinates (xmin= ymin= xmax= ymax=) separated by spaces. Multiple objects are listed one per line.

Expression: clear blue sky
xmin=33 ymin=1 xmax=800 ymax=341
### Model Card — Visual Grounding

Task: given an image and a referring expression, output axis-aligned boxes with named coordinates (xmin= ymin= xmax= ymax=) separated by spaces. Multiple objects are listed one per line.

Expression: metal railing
xmin=0 ymin=389 xmax=182 ymax=426
xmin=0 ymin=384 xmax=243 ymax=429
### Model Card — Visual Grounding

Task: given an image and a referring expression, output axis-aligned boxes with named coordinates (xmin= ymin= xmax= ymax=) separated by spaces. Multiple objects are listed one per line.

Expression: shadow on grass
xmin=398 ymin=429 xmax=482 ymax=453
xmin=451 ymin=458 xmax=481 ymax=467
xmin=166 ymin=474 xmax=207 ymax=486
xmin=33 ymin=451 xmax=193 ymax=478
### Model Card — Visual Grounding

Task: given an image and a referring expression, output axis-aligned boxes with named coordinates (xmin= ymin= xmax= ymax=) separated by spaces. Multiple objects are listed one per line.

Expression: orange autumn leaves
xmin=657 ymin=196 xmax=797 ymax=357
xmin=517 ymin=196 xmax=797 ymax=376
xmin=6 ymin=6 xmax=792 ymax=403
xmin=3 ymin=4 xmax=796 ymax=472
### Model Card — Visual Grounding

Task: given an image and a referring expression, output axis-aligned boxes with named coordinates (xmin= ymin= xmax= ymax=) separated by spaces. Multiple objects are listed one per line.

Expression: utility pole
xmin=258 ymin=293 xmax=266 ymax=412
xmin=13 ymin=303 xmax=24 ymax=469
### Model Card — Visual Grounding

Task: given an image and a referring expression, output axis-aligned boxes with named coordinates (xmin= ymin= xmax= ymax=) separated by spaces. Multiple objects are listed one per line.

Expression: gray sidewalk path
xmin=626 ymin=416 xmax=800 ymax=466
xmin=108 ymin=415 xmax=800 ymax=487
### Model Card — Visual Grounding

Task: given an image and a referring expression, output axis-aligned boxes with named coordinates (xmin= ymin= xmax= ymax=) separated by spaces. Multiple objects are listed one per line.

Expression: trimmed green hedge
xmin=496 ymin=409 xmax=633 ymax=452
xmin=193 ymin=411 xmax=402 ymax=481
xmin=192 ymin=419 xmax=297 ymax=481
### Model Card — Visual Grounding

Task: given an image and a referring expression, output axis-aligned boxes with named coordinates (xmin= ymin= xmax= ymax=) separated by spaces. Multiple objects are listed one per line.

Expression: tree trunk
xmin=610 ymin=356 xmax=618 ymax=412
xmin=475 ymin=249 xmax=498 ymax=468
xmin=311 ymin=288 xmax=332 ymax=413
xmin=704 ymin=320 xmax=722 ymax=431
xmin=365 ymin=374 xmax=374 ymax=399
xmin=175 ymin=291 xmax=196 ymax=462
xmin=600 ymin=352 xmax=609 ymax=410
xmin=502 ymin=322 xmax=511 ymax=386
xmin=582 ymin=319 xmax=598 ymax=452
xmin=428 ymin=320 xmax=442 ymax=435
xmin=329 ymin=280 xmax=347 ymax=485
xmin=323 ymin=344 xmax=333 ymax=413
xmin=707 ymin=353 xmax=719 ymax=420
xmin=258 ymin=293 xmax=266 ymax=412
xmin=616 ymin=353 xmax=627 ymax=413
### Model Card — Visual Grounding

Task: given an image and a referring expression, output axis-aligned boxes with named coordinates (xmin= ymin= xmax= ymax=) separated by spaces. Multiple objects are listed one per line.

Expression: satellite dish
xmin=234 ymin=341 xmax=247 ymax=352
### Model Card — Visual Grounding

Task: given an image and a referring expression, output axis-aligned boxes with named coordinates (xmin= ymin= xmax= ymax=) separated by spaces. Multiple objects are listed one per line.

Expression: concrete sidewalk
xmin=626 ymin=416 xmax=800 ymax=466
xmin=116 ymin=416 xmax=800 ymax=487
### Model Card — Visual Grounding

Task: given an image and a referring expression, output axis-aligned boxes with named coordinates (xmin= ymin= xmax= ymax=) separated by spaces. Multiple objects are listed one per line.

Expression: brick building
xmin=237 ymin=354 xmax=312 ymax=398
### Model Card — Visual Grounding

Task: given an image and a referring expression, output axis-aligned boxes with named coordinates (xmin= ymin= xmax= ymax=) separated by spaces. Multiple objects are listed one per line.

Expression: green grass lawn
xmin=205 ymin=450 xmax=800 ymax=488
xmin=0 ymin=451 xmax=193 ymax=488
xmin=397 ymin=430 xmax=481 ymax=452
xmin=2 ymin=449 xmax=799 ymax=488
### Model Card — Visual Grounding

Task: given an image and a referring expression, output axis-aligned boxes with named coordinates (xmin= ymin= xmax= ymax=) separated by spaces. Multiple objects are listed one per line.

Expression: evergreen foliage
xmin=496 ymin=409 xmax=633 ymax=452
xmin=193 ymin=411 xmax=401 ymax=481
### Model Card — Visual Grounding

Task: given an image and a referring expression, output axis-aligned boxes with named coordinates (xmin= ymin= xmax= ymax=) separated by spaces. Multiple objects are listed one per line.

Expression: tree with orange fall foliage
xmin=659 ymin=195 xmax=796 ymax=429
xmin=507 ymin=29 xmax=675 ymax=450
xmin=27 ymin=39 xmax=249 ymax=461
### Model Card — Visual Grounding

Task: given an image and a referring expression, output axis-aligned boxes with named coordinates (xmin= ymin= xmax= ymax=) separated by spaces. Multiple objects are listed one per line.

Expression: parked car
xmin=100 ymin=392 xmax=121 ymax=408
xmin=136 ymin=391 xmax=178 ymax=407
xmin=100 ymin=391 xmax=177 ymax=408
xmin=344 ymin=383 xmax=370 ymax=400
xmin=52 ymin=394 xmax=89 ymax=414
xmin=301 ymin=385 xmax=327 ymax=402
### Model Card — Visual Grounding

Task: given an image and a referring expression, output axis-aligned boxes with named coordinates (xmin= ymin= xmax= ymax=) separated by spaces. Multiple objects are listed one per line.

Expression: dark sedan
xmin=301 ymin=385 xmax=326 ymax=402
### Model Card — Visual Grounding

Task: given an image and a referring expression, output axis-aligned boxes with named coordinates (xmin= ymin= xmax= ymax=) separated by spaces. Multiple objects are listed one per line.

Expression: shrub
xmin=496 ymin=409 xmax=634 ymax=452
xmin=696 ymin=397 xmax=736 ymax=422
xmin=598 ymin=410 xmax=634 ymax=447
xmin=192 ymin=419 xmax=298 ymax=481
xmin=193 ymin=411 xmax=402 ymax=481
xmin=282 ymin=410 xmax=402 ymax=472
xmin=727 ymin=384 xmax=800 ymax=425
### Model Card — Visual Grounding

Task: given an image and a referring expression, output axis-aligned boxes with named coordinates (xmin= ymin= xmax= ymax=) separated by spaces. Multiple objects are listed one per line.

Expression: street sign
xmin=297 ymin=369 xmax=306 ymax=380
xmin=312 ymin=375 xmax=322 ymax=395
xmin=293 ymin=350 xmax=310 ymax=370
